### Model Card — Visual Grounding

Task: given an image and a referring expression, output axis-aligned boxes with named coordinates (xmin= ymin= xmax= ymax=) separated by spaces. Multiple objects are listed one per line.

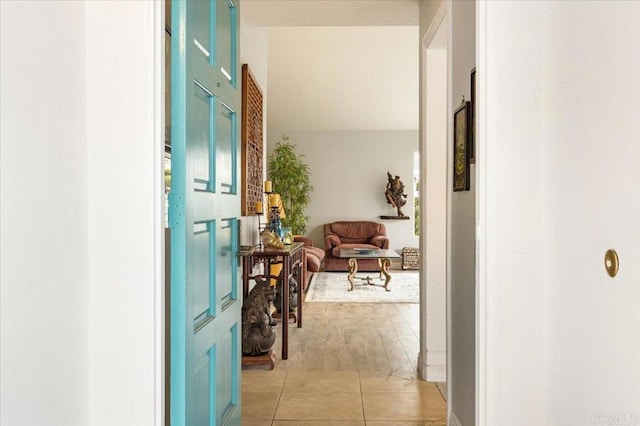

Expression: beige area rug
xmin=306 ymin=271 xmax=419 ymax=303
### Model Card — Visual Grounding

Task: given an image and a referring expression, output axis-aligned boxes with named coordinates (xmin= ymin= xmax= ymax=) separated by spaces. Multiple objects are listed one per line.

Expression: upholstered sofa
xmin=293 ymin=236 xmax=325 ymax=291
xmin=324 ymin=221 xmax=389 ymax=271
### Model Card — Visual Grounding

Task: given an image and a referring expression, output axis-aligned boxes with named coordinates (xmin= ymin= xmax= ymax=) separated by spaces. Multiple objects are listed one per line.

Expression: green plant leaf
xmin=267 ymin=135 xmax=313 ymax=235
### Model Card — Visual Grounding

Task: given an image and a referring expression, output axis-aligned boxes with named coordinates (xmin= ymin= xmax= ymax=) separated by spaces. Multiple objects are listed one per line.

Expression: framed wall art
xmin=470 ymin=67 xmax=476 ymax=163
xmin=453 ymin=99 xmax=471 ymax=192
xmin=241 ymin=64 xmax=264 ymax=216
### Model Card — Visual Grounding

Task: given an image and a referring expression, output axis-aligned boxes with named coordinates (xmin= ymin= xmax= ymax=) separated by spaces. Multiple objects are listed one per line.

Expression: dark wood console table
xmin=239 ymin=242 xmax=304 ymax=360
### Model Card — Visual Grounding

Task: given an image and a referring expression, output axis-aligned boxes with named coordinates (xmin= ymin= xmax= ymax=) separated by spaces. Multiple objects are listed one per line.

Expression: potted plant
xmin=267 ymin=135 xmax=313 ymax=235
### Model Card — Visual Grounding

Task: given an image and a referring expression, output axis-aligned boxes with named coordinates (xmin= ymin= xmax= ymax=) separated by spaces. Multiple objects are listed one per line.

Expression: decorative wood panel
xmin=241 ymin=64 xmax=263 ymax=216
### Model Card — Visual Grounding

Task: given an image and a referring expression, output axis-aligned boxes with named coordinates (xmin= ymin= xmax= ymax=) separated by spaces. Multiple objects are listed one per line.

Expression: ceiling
xmin=241 ymin=0 xmax=419 ymax=27
xmin=266 ymin=26 xmax=419 ymax=131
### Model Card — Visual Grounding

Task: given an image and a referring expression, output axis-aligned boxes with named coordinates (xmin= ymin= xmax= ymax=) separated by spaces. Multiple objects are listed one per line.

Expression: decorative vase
xmin=282 ymin=227 xmax=293 ymax=245
xmin=269 ymin=206 xmax=284 ymax=239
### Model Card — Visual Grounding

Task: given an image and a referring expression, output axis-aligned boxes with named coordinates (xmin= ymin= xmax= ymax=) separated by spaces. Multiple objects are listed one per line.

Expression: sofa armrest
xmin=294 ymin=236 xmax=313 ymax=247
xmin=324 ymin=234 xmax=342 ymax=249
xmin=370 ymin=235 xmax=390 ymax=249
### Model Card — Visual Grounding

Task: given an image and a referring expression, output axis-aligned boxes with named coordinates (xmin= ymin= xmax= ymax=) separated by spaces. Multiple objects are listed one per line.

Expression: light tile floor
xmin=242 ymin=301 xmax=447 ymax=425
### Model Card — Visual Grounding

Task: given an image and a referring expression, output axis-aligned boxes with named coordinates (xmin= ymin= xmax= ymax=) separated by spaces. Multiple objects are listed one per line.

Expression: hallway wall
xmin=449 ymin=1 xmax=476 ymax=425
xmin=1 ymin=2 xmax=90 ymax=424
xmin=240 ymin=18 xmax=269 ymax=246
xmin=479 ymin=1 xmax=640 ymax=424
xmin=423 ymin=47 xmax=447 ymax=382
xmin=2 ymin=3 xmax=166 ymax=424
xmin=86 ymin=2 xmax=161 ymax=424
xmin=543 ymin=2 xmax=640 ymax=421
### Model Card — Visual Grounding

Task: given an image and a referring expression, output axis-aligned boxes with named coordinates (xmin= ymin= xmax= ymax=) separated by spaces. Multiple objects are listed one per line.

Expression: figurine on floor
xmin=274 ymin=274 xmax=298 ymax=314
xmin=384 ymin=171 xmax=408 ymax=217
xmin=242 ymin=277 xmax=277 ymax=356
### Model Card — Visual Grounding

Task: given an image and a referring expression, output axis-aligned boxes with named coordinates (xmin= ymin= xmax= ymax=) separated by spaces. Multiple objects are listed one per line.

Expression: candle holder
xmin=255 ymin=180 xmax=276 ymax=250
xmin=255 ymin=210 xmax=264 ymax=250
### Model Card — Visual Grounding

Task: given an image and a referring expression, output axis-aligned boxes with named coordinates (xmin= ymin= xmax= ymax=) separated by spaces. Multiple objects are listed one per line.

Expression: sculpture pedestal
xmin=242 ymin=350 xmax=276 ymax=370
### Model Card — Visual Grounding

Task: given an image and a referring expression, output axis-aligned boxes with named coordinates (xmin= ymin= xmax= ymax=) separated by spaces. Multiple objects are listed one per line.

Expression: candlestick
xmin=255 ymin=201 xmax=263 ymax=214
xmin=256 ymin=213 xmax=263 ymax=249
xmin=268 ymin=193 xmax=279 ymax=208
xmin=264 ymin=180 xmax=272 ymax=193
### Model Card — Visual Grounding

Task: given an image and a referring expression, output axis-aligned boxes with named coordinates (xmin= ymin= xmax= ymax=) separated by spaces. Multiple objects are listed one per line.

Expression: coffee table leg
xmin=347 ymin=258 xmax=358 ymax=291
xmin=380 ymin=258 xmax=392 ymax=291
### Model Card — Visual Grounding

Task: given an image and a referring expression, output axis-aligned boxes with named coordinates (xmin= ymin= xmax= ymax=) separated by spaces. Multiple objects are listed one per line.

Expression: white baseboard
xmin=449 ymin=410 xmax=462 ymax=426
xmin=427 ymin=350 xmax=446 ymax=365
xmin=418 ymin=350 xmax=447 ymax=382
xmin=426 ymin=364 xmax=446 ymax=382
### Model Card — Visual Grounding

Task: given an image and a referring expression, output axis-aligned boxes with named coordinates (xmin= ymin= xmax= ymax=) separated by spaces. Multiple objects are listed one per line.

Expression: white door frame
xmin=418 ymin=0 xmax=450 ymax=387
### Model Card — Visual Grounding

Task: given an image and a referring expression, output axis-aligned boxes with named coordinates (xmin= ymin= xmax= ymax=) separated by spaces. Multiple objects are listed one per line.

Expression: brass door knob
xmin=604 ymin=249 xmax=619 ymax=278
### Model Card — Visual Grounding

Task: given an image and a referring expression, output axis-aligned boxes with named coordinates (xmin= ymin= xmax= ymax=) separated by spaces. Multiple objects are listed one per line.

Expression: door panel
xmin=171 ymin=0 xmax=241 ymax=424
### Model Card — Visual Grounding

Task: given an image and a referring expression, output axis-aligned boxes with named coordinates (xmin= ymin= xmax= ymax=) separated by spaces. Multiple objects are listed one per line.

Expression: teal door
xmin=169 ymin=0 xmax=241 ymax=424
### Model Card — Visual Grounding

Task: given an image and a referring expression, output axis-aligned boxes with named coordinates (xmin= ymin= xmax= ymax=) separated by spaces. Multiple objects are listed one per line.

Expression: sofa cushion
xmin=326 ymin=221 xmax=385 ymax=242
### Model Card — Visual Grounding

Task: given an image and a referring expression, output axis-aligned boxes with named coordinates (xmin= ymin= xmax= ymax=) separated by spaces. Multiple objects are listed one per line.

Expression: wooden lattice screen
xmin=241 ymin=64 xmax=263 ymax=216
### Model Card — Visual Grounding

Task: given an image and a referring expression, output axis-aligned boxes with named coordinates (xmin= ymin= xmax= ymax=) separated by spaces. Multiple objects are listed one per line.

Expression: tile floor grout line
xmin=270 ymin=369 xmax=288 ymax=425
xmin=357 ymin=370 xmax=367 ymax=425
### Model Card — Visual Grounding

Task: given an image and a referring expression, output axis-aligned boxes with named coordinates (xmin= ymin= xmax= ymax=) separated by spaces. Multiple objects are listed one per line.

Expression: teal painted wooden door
xmin=169 ymin=0 xmax=241 ymax=424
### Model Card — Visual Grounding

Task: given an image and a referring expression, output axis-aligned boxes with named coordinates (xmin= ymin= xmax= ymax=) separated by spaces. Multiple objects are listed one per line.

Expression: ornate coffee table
xmin=339 ymin=248 xmax=401 ymax=291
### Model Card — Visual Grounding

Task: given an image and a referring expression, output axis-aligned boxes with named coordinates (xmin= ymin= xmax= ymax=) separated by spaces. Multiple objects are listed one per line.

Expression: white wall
xmin=267 ymin=130 xmax=418 ymax=253
xmin=479 ymin=1 xmax=640 ymax=425
xmin=86 ymin=2 xmax=162 ymax=425
xmin=423 ymin=47 xmax=448 ymax=382
xmin=240 ymin=17 xmax=269 ymax=246
xmin=0 ymin=2 xmax=90 ymax=425
xmin=543 ymin=2 xmax=640 ymax=424
xmin=240 ymin=22 xmax=268 ymax=93
xmin=449 ymin=1 xmax=476 ymax=425
xmin=418 ymin=0 xmax=448 ymax=389
xmin=477 ymin=2 xmax=546 ymax=424
xmin=1 ymin=3 xmax=162 ymax=424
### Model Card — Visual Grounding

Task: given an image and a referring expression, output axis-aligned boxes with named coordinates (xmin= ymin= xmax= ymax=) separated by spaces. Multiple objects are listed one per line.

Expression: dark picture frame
xmin=453 ymin=100 xmax=471 ymax=192
xmin=470 ymin=67 xmax=476 ymax=163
